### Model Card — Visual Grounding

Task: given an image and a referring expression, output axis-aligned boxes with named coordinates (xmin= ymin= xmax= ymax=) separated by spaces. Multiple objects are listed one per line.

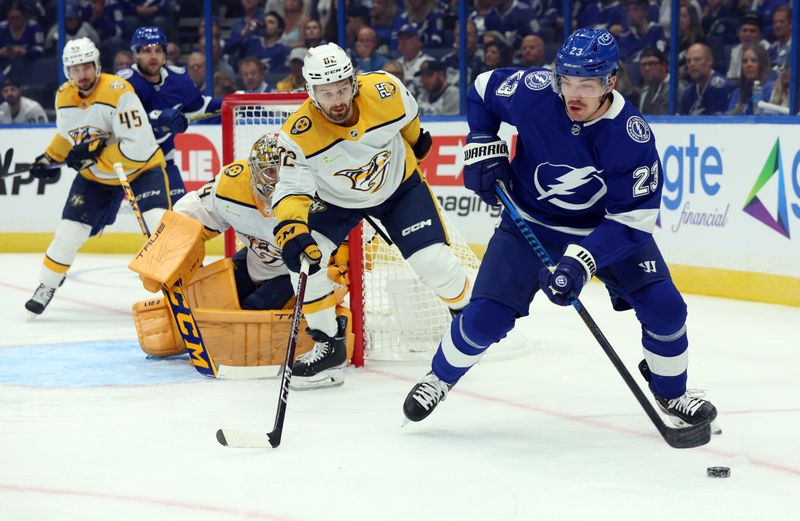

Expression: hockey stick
xmin=494 ymin=182 xmax=711 ymax=449
xmin=187 ymin=109 xmax=221 ymax=123
xmin=114 ymin=162 xmax=219 ymax=378
xmin=216 ymin=257 xmax=311 ymax=449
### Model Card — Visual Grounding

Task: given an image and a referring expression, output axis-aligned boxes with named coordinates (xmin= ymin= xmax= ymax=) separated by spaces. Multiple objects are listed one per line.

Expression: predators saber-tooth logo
xmin=68 ymin=126 xmax=111 ymax=145
xmin=334 ymin=150 xmax=391 ymax=193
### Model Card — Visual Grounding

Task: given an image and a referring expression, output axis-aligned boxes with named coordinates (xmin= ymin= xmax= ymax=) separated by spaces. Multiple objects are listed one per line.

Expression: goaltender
xmin=129 ymin=135 xmax=353 ymax=368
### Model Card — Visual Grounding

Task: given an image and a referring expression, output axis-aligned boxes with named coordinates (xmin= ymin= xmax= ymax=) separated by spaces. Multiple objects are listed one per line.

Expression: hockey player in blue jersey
xmin=118 ymin=27 xmax=223 ymax=201
xmin=403 ymin=28 xmax=718 ymax=432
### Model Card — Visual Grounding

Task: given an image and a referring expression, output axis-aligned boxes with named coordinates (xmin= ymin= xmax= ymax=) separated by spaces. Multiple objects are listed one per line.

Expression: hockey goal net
xmin=221 ymin=94 xmax=517 ymax=366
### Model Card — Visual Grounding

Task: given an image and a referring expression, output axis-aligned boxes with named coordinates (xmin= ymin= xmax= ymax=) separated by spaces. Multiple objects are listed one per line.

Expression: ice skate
xmin=638 ymin=360 xmax=720 ymax=433
xmin=25 ymin=283 xmax=58 ymax=319
xmin=403 ymin=371 xmax=453 ymax=423
xmin=289 ymin=315 xmax=348 ymax=390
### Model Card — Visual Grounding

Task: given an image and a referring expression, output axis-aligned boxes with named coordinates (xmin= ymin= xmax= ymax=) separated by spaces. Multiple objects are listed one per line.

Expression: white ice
xmin=1 ymin=253 xmax=798 ymax=521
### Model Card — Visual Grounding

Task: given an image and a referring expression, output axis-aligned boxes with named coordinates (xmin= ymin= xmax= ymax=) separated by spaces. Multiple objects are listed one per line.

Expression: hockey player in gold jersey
xmin=272 ymin=43 xmax=472 ymax=389
xmin=25 ymin=38 xmax=170 ymax=317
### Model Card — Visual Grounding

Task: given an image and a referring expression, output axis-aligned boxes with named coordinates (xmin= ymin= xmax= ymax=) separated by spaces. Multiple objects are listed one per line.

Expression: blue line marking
xmin=0 ymin=340 xmax=198 ymax=388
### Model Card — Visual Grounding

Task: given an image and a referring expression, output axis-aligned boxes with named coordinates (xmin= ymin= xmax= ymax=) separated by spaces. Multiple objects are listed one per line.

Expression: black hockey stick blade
xmin=659 ymin=421 xmax=711 ymax=449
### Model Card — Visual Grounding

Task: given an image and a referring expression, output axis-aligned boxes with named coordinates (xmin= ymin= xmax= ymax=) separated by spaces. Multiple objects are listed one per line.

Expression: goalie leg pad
xmin=132 ymin=297 xmax=186 ymax=357
xmin=432 ymin=298 xmax=517 ymax=383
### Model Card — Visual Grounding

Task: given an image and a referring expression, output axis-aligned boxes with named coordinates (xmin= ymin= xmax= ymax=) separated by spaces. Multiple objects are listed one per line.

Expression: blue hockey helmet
xmin=130 ymin=26 xmax=168 ymax=53
xmin=555 ymin=28 xmax=619 ymax=78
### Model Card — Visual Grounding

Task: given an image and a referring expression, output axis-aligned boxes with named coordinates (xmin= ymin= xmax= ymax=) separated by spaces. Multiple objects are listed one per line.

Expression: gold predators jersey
xmin=273 ymin=72 xmax=421 ymax=222
xmin=173 ymin=160 xmax=287 ymax=283
xmin=45 ymin=73 xmax=166 ymax=185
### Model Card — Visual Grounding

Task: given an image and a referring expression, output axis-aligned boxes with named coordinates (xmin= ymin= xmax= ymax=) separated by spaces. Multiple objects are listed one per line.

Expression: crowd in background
xmin=0 ymin=0 xmax=796 ymax=123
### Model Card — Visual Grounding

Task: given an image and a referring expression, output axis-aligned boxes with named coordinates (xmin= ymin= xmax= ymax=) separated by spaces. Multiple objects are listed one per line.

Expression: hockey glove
xmin=412 ymin=128 xmax=433 ymax=163
xmin=462 ymin=132 xmax=512 ymax=206
xmin=155 ymin=108 xmax=189 ymax=134
xmin=538 ymin=245 xmax=597 ymax=306
xmin=274 ymin=220 xmax=322 ymax=274
xmin=65 ymin=138 xmax=106 ymax=171
xmin=30 ymin=153 xmax=59 ymax=180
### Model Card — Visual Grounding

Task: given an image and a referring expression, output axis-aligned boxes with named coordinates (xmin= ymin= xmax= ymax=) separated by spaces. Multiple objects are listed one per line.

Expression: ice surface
xmin=1 ymin=254 xmax=798 ymax=521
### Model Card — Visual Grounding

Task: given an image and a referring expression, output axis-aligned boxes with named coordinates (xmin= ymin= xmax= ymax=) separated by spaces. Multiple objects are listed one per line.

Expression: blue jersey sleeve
xmin=466 ymin=67 xmax=527 ymax=133
xmin=579 ymin=116 xmax=663 ymax=267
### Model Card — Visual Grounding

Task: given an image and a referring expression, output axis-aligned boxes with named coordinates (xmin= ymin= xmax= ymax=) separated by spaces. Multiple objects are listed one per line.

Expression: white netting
xmin=358 ymin=215 xmax=482 ymax=361
xmin=230 ymin=103 xmax=300 ymax=160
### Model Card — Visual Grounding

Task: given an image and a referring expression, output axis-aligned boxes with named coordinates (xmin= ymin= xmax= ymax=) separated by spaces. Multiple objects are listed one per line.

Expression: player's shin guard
xmin=406 ymin=243 xmax=471 ymax=311
xmin=40 ymin=219 xmax=92 ymax=287
xmin=431 ymin=298 xmax=517 ymax=383
xmin=630 ymin=282 xmax=689 ymax=400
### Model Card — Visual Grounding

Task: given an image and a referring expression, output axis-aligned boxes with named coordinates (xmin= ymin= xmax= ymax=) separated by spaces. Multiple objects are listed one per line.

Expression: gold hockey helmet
xmin=248 ymin=134 xmax=281 ymax=210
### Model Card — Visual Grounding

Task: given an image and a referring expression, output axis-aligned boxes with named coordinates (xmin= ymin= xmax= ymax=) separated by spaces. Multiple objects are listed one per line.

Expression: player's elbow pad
xmin=412 ymin=129 xmax=432 ymax=162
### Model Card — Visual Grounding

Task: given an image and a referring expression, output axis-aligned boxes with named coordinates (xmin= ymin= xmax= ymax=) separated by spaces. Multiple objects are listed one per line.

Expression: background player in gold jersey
xmin=272 ymin=43 xmax=471 ymax=389
xmin=25 ymin=38 xmax=170 ymax=318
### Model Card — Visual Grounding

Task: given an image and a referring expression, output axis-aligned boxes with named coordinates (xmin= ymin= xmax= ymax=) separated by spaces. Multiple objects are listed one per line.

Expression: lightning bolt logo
xmin=533 ymin=162 xmax=607 ymax=210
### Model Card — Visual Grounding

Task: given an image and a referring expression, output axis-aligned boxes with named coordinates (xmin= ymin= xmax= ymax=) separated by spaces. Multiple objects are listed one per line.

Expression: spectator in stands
xmin=677 ymin=0 xmax=708 ymax=77
xmin=345 ymin=4 xmax=372 ymax=49
xmin=226 ymin=0 xmax=266 ymax=59
xmin=416 ymin=59 xmax=459 ymax=115
xmin=768 ymin=60 xmax=792 ymax=110
xmin=618 ymin=0 xmax=667 ymax=62
xmin=371 ymin=0 xmax=403 ymax=52
xmin=681 ymin=42 xmax=730 ymax=114
xmin=576 ymin=0 xmax=629 ymax=36
xmin=400 ymin=0 xmax=444 ymax=47
xmin=492 ymin=0 xmax=537 ymax=51
xmin=280 ymin=0 xmax=309 ymax=48
xmin=727 ymin=44 xmax=773 ymax=114
xmin=129 ymin=0 xmax=172 ymax=39
xmin=88 ymin=0 xmax=123 ymax=44
xmin=213 ymin=70 xmax=238 ymax=98
xmin=353 ymin=27 xmax=388 ymax=73
xmin=638 ymin=47 xmax=684 ymax=115
xmin=468 ymin=0 xmax=501 ymax=40
xmin=480 ymin=39 xmax=512 ymax=73
xmin=113 ymin=49 xmax=133 ymax=72
xmin=45 ymin=3 xmax=100 ymax=50
xmin=482 ymin=30 xmax=508 ymax=47
xmin=442 ymin=19 xmax=483 ymax=86
xmin=751 ymin=0 xmax=788 ymax=37
xmin=517 ymin=34 xmax=545 ymax=68
xmin=197 ymin=21 xmax=236 ymax=81
xmin=396 ymin=23 xmax=433 ymax=95
xmin=702 ymin=0 xmax=739 ymax=42
xmin=303 ymin=18 xmax=326 ymax=48
xmin=381 ymin=59 xmax=405 ymax=83
xmin=275 ymin=46 xmax=306 ymax=92
xmin=769 ymin=6 xmax=791 ymax=68
xmin=257 ymin=11 xmax=291 ymax=73
xmin=0 ymin=2 xmax=44 ymax=71
xmin=187 ymin=51 xmax=206 ymax=90
xmin=727 ymin=12 xmax=770 ymax=81
xmin=239 ymin=55 xmax=270 ymax=93
xmin=166 ymin=41 xmax=184 ymax=68
xmin=0 ymin=76 xmax=47 ymax=123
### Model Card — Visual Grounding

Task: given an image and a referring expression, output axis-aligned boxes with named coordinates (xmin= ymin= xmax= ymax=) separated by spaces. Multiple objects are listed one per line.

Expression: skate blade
xmin=289 ymin=369 xmax=344 ymax=391
xmin=710 ymin=419 xmax=722 ymax=435
xmin=26 ymin=311 xmax=40 ymax=322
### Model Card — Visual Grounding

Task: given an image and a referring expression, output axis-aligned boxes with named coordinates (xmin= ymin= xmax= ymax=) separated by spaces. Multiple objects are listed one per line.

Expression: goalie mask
xmin=248 ymin=134 xmax=281 ymax=212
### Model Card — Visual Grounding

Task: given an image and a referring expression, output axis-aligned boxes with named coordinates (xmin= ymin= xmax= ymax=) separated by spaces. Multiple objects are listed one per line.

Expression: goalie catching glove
xmin=274 ymin=220 xmax=322 ymax=274
xmin=538 ymin=244 xmax=597 ymax=306
xmin=65 ymin=138 xmax=106 ymax=171
xmin=462 ymin=132 xmax=512 ymax=206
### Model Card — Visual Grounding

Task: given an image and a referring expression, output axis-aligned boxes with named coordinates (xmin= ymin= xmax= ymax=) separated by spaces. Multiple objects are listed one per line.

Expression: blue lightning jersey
xmin=467 ymin=67 xmax=662 ymax=268
xmin=117 ymin=64 xmax=221 ymax=160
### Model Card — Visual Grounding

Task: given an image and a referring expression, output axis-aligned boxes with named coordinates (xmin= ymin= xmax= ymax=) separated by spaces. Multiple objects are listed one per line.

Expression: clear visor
xmin=313 ymin=80 xmax=354 ymax=104
xmin=557 ymin=75 xmax=608 ymax=98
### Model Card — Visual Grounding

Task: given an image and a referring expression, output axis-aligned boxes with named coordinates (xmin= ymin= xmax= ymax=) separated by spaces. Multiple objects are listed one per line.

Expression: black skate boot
xmin=638 ymin=360 xmax=719 ymax=430
xmin=403 ymin=372 xmax=453 ymax=423
xmin=24 ymin=283 xmax=58 ymax=317
xmin=289 ymin=315 xmax=348 ymax=390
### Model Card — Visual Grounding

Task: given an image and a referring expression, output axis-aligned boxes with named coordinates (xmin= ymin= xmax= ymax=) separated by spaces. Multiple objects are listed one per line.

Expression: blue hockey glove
xmin=156 ymin=108 xmax=189 ymax=134
xmin=65 ymin=138 xmax=106 ymax=171
xmin=538 ymin=245 xmax=597 ymax=306
xmin=274 ymin=220 xmax=322 ymax=274
xmin=30 ymin=153 xmax=59 ymax=180
xmin=462 ymin=132 xmax=512 ymax=206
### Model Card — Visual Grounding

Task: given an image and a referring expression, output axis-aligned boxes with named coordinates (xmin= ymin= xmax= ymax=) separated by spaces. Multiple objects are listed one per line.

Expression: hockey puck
xmin=707 ymin=466 xmax=730 ymax=478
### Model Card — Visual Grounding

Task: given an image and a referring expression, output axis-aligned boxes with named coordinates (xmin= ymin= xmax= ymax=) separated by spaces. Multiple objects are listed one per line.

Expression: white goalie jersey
xmin=173 ymin=160 xmax=287 ymax=283
xmin=273 ymin=72 xmax=422 ymax=220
